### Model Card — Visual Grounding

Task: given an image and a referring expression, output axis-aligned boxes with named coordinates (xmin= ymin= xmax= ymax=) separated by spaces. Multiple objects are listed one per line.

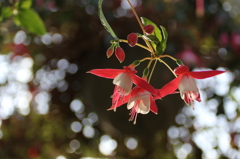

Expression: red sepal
xmin=87 ymin=69 xmax=124 ymax=79
xmin=188 ymin=70 xmax=226 ymax=79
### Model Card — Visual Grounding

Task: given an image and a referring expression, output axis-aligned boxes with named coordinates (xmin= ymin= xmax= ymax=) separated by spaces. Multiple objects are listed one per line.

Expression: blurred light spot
xmin=20 ymin=57 xmax=34 ymax=68
xmin=223 ymin=2 xmax=231 ymax=12
xmin=23 ymin=36 xmax=31 ymax=45
xmin=34 ymin=36 xmax=42 ymax=45
xmin=67 ymin=64 xmax=78 ymax=74
xmin=82 ymin=118 xmax=93 ymax=126
xmin=0 ymin=95 xmax=15 ymax=119
xmin=70 ymin=139 xmax=80 ymax=150
xmin=16 ymin=68 xmax=33 ymax=83
xmin=229 ymin=10 xmax=238 ymax=18
xmin=168 ymin=126 xmax=179 ymax=139
xmin=224 ymin=98 xmax=237 ymax=120
xmin=99 ymin=135 xmax=117 ymax=156
xmin=75 ymin=112 xmax=85 ymax=120
xmin=70 ymin=99 xmax=84 ymax=113
xmin=203 ymin=149 xmax=219 ymax=159
xmin=121 ymin=0 xmax=137 ymax=10
xmin=85 ymin=5 xmax=95 ymax=15
xmin=36 ymin=103 xmax=49 ymax=114
xmin=56 ymin=156 xmax=66 ymax=159
xmin=71 ymin=121 xmax=82 ymax=133
xmin=55 ymin=70 xmax=66 ymax=80
xmin=208 ymin=3 xmax=218 ymax=14
xmin=57 ymin=80 xmax=68 ymax=92
xmin=182 ymin=143 xmax=192 ymax=154
xmin=41 ymin=33 xmax=52 ymax=45
xmin=52 ymin=33 xmax=63 ymax=44
xmin=83 ymin=126 xmax=95 ymax=138
xmin=175 ymin=114 xmax=186 ymax=125
xmin=35 ymin=91 xmax=51 ymax=104
xmin=218 ymin=48 xmax=228 ymax=59
xmin=35 ymin=91 xmax=50 ymax=114
xmin=175 ymin=146 xmax=188 ymax=159
xmin=57 ymin=59 xmax=69 ymax=70
xmin=18 ymin=107 xmax=30 ymax=116
xmin=115 ymin=7 xmax=127 ymax=17
xmin=88 ymin=112 xmax=98 ymax=123
xmin=124 ymin=137 xmax=138 ymax=150
xmin=14 ymin=31 xmax=26 ymax=44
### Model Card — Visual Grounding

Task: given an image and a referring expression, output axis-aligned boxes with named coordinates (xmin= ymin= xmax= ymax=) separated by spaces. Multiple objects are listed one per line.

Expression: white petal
xmin=178 ymin=75 xmax=198 ymax=92
xmin=132 ymin=90 xmax=150 ymax=101
xmin=137 ymin=97 xmax=150 ymax=114
xmin=113 ymin=73 xmax=132 ymax=95
xmin=127 ymin=100 xmax=135 ymax=110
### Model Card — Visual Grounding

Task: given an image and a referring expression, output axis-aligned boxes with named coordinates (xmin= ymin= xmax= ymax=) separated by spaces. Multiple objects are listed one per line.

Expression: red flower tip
xmin=144 ymin=25 xmax=155 ymax=34
xmin=115 ymin=47 xmax=125 ymax=63
xmin=174 ymin=65 xmax=189 ymax=75
xmin=127 ymin=33 xmax=138 ymax=47
xmin=106 ymin=45 xmax=114 ymax=58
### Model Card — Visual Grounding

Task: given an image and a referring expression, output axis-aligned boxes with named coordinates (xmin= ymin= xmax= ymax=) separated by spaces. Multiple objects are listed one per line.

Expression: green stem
xmin=160 ymin=55 xmax=177 ymax=61
xmin=148 ymin=59 xmax=158 ymax=83
xmin=119 ymin=39 xmax=151 ymax=52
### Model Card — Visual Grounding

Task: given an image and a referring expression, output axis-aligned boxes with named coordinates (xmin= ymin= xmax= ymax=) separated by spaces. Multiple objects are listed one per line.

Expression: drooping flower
xmin=127 ymin=86 xmax=158 ymax=124
xmin=88 ymin=66 xmax=157 ymax=111
xmin=155 ymin=65 xmax=226 ymax=106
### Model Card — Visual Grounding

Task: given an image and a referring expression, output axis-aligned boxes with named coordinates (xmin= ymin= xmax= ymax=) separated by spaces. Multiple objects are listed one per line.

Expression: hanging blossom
xmin=107 ymin=80 xmax=175 ymax=124
xmin=155 ymin=65 xmax=226 ymax=106
xmin=88 ymin=66 xmax=157 ymax=112
xmin=107 ymin=85 xmax=158 ymax=124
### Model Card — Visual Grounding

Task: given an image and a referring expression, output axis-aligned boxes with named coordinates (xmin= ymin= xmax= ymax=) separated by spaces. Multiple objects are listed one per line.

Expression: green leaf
xmin=98 ymin=0 xmax=118 ymax=39
xmin=13 ymin=9 xmax=46 ymax=35
xmin=1 ymin=7 xmax=13 ymax=18
xmin=140 ymin=17 xmax=162 ymax=42
xmin=143 ymin=35 xmax=160 ymax=45
xmin=156 ymin=26 xmax=168 ymax=56
xmin=15 ymin=0 xmax=32 ymax=9
xmin=159 ymin=25 xmax=168 ymax=42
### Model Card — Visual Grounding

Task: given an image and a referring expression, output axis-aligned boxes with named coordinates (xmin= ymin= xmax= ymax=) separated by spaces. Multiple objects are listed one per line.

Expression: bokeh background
xmin=0 ymin=0 xmax=240 ymax=158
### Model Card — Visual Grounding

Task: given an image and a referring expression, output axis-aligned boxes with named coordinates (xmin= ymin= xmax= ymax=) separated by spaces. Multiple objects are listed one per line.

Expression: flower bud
xmin=132 ymin=60 xmax=140 ymax=67
xmin=115 ymin=47 xmax=125 ymax=63
xmin=144 ymin=25 xmax=154 ymax=34
xmin=127 ymin=33 xmax=138 ymax=47
xmin=143 ymin=67 xmax=149 ymax=77
xmin=106 ymin=45 xmax=114 ymax=58
xmin=176 ymin=59 xmax=184 ymax=66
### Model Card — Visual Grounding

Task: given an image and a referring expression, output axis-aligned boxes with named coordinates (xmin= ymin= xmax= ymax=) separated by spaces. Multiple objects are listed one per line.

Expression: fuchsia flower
xmin=127 ymin=86 xmax=158 ymax=124
xmin=155 ymin=65 xmax=226 ymax=106
xmin=88 ymin=66 xmax=157 ymax=111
